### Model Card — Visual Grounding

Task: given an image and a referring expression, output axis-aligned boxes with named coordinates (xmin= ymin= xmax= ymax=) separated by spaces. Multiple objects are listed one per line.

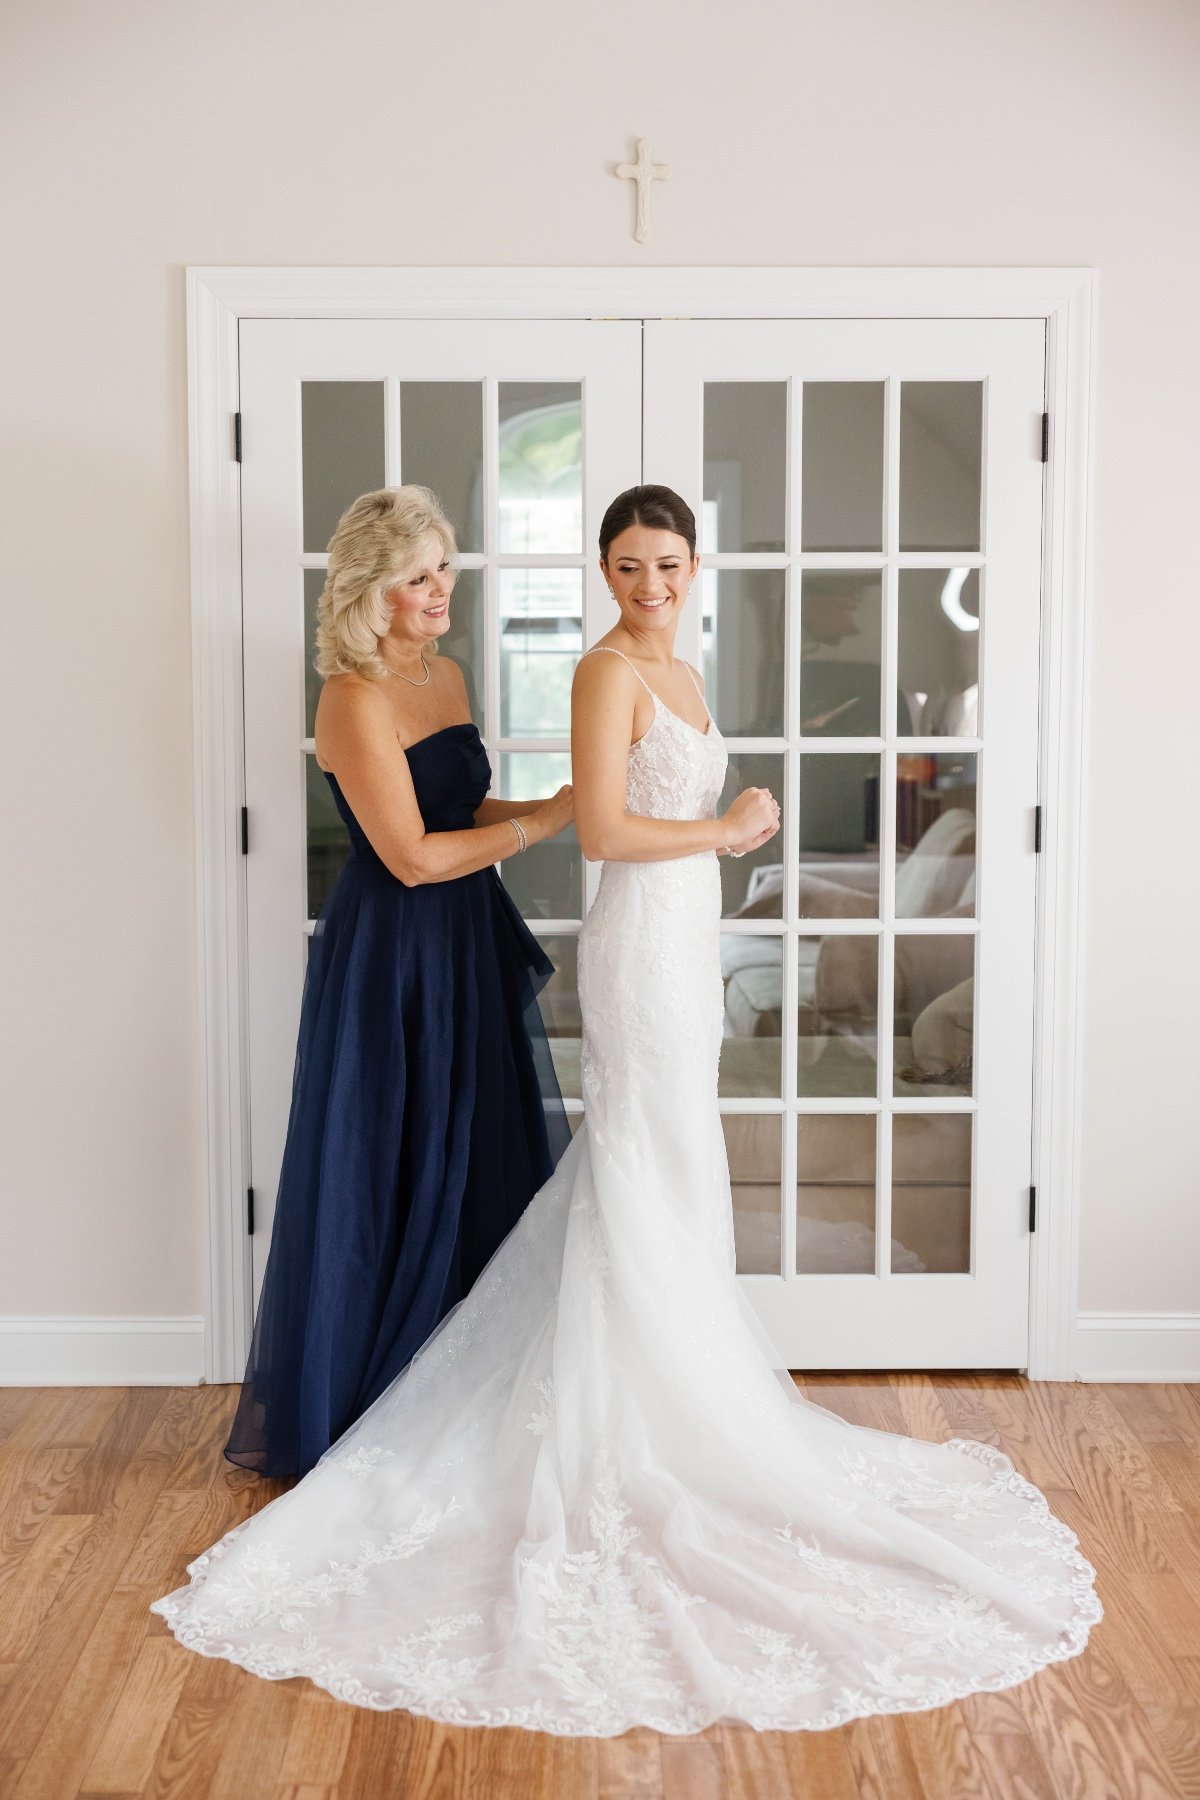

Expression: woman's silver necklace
xmin=383 ymin=653 xmax=430 ymax=687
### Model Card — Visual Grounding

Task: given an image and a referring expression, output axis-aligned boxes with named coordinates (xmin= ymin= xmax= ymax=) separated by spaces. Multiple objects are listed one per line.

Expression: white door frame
xmin=187 ymin=265 xmax=1097 ymax=1384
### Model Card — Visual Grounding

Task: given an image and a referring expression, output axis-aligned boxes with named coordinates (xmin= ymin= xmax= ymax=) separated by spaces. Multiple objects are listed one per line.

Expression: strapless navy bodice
xmin=225 ymin=719 xmax=568 ymax=1478
xmin=325 ymin=721 xmax=491 ymax=851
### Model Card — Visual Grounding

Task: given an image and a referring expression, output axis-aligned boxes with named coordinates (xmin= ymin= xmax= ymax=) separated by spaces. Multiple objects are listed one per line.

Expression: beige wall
xmin=1 ymin=0 xmax=1197 ymax=1321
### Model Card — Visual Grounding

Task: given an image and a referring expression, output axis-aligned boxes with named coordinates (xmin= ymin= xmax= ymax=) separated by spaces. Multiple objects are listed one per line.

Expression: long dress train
xmin=153 ymin=655 xmax=1100 ymax=1736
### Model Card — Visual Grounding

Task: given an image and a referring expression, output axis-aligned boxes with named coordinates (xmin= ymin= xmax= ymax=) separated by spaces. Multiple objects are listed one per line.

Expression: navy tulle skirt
xmin=225 ymin=724 xmax=569 ymax=1478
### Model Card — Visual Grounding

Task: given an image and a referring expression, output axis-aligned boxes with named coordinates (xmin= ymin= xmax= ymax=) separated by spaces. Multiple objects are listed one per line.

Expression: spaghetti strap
xmin=681 ymin=661 xmax=712 ymax=718
xmin=582 ymin=644 xmax=657 ymax=700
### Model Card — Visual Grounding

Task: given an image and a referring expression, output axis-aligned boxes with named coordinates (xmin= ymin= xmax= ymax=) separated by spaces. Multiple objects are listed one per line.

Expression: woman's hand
xmin=530 ymin=784 xmax=574 ymax=843
xmin=719 ymin=787 xmax=780 ymax=855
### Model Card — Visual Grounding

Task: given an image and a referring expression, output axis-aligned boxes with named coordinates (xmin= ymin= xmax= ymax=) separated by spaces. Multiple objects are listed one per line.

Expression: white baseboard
xmin=0 ymin=1315 xmax=206 ymax=1386
xmin=1073 ymin=1311 xmax=1200 ymax=1382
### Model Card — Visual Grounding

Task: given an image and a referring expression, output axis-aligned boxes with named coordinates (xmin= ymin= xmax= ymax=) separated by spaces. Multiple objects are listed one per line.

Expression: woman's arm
xmin=571 ymin=654 xmax=777 ymax=864
xmin=317 ymin=681 xmax=567 ymax=886
xmin=473 ymin=796 xmax=544 ymax=826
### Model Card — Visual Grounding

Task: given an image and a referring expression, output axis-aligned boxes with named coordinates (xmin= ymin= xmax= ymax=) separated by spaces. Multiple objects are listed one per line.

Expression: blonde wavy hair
xmin=314 ymin=485 xmax=457 ymax=682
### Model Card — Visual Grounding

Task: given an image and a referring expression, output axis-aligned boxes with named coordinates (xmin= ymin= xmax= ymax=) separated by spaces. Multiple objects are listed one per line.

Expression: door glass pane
xmin=500 ymin=570 xmax=582 ymax=737
xmin=724 ymin=1114 xmax=782 ymax=1274
xmin=534 ymin=932 xmax=581 ymax=1100
xmin=499 ymin=752 xmax=581 ymax=920
xmin=400 ymin=381 xmax=484 ymax=553
xmin=900 ymin=382 xmax=983 ymax=551
xmin=898 ymin=568 xmax=980 ymax=737
xmin=801 ymin=382 xmax=884 ymax=552
xmin=306 ymin=754 xmax=350 ymax=918
xmin=703 ymin=383 xmax=786 ymax=552
xmin=304 ymin=568 xmax=324 ymax=736
xmin=702 ymin=570 xmax=785 ymax=738
xmin=894 ymin=937 xmax=975 ymax=1096
xmin=720 ymin=932 xmax=783 ymax=1098
xmin=798 ymin=754 xmax=881 ymax=915
xmin=800 ymin=573 xmax=883 ymax=737
xmin=719 ymin=752 xmax=785 ymax=919
xmin=498 ymin=383 xmax=582 ymax=552
xmin=301 ymin=381 xmax=385 ymax=553
xmin=892 ymin=1113 xmax=972 ymax=1272
xmin=438 ymin=567 xmax=484 ymax=727
xmin=796 ymin=1115 xmax=877 ymax=1273
xmin=800 ymin=934 xmax=878 ymax=1097
xmin=896 ymin=754 xmax=977 ymax=916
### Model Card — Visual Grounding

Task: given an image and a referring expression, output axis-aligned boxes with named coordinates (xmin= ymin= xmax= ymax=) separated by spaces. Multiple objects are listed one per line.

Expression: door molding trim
xmin=188 ymin=266 xmax=1097 ymax=1382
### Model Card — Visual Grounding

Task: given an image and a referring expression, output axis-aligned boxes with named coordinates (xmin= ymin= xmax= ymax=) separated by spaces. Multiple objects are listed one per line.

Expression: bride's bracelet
xmin=508 ymin=817 xmax=528 ymax=854
xmin=722 ymin=844 xmax=748 ymax=858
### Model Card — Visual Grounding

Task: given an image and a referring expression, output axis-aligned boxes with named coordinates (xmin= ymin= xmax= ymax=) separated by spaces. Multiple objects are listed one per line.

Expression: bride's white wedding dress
xmin=153 ymin=649 xmax=1100 ymax=1735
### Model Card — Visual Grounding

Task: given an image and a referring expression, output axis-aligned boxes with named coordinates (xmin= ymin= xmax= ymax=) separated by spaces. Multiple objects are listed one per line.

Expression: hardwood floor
xmin=1 ymin=1375 xmax=1199 ymax=1799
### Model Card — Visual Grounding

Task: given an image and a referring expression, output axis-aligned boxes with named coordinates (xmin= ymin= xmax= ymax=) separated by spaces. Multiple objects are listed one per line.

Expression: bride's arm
xmin=571 ymin=654 xmax=773 ymax=864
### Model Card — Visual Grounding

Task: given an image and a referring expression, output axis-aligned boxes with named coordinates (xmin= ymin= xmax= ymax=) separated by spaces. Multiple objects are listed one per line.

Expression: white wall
xmin=1 ymin=0 xmax=1197 ymax=1346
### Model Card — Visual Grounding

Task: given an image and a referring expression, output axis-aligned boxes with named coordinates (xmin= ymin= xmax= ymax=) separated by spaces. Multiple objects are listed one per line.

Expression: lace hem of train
xmin=152 ymin=1436 xmax=1101 ymax=1738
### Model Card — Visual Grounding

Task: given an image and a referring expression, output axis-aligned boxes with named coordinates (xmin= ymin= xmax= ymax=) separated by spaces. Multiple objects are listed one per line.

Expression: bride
xmin=153 ymin=484 xmax=1100 ymax=1735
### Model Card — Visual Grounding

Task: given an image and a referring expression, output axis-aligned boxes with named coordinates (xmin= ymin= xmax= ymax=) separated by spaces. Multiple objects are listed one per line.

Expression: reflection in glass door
xmin=646 ymin=319 xmax=1045 ymax=1367
xmin=239 ymin=320 xmax=641 ymax=1295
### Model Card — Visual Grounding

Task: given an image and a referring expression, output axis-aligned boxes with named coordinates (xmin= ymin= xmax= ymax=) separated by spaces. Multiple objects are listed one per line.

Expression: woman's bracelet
xmin=721 ymin=844 xmax=748 ymax=858
xmin=509 ymin=817 xmax=528 ymax=854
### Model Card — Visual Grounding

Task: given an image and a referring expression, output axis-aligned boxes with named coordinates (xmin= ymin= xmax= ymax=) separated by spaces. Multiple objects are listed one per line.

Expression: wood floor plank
xmin=597 ymin=1727 xmax=663 ymax=1797
xmin=1065 ymin=1387 xmax=1188 ymax=1514
xmin=208 ymin=1676 xmax=298 ymax=1800
xmin=386 ymin=1715 xmax=468 ymax=1800
xmin=1016 ymin=1649 xmax=1181 ymax=1800
xmin=660 ymin=1732 xmax=723 ymax=1800
xmin=331 ymin=1712 xmax=416 ymax=1800
xmin=839 ymin=1714 xmax=927 ymax=1799
xmin=465 ymin=1724 xmax=600 ymax=1800
xmin=276 ymin=1688 xmax=354 ymax=1789
xmin=0 ymin=1512 xmax=92 ymax=1660
xmin=973 ymin=1730 xmax=1061 ymax=1799
xmin=780 ymin=1726 xmax=860 ymax=1799
xmin=902 ymin=1703 xmax=995 ymax=1798
xmin=138 ymin=1650 xmax=249 ymax=1800
xmin=0 ymin=1447 xmax=90 ymax=1587
xmin=0 ymin=1389 xmax=184 ymax=1760
xmin=888 ymin=1373 xmax=956 ymax=1448
xmin=81 ymin=1636 xmax=193 ymax=1793
xmin=7 ymin=1587 xmax=152 ymax=1800
xmin=161 ymin=1385 xmax=240 ymax=1493
xmin=50 ymin=1389 xmax=172 ymax=1518
xmin=721 ymin=1724 xmax=793 ymax=1800
xmin=974 ymin=1385 xmax=1079 ymax=1492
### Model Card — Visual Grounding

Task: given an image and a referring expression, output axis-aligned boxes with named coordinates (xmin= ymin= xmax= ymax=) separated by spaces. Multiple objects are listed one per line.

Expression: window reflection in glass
xmin=400 ymin=381 xmax=484 ymax=553
xmin=893 ymin=937 xmax=975 ymax=1097
xmin=499 ymin=752 xmax=581 ymax=921
xmin=796 ymin=1115 xmax=878 ymax=1273
xmin=499 ymin=569 xmax=582 ymax=738
xmin=719 ymin=753 xmax=785 ymax=919
xmin=799 ymin=573 xmax=883 ymax=738
xmin=719 ymin=932 xmax=783 ymax=1099
xmin=306 ymin=754 xmax=350 ymax=919
xmin=701 ymin=570 xmax=786 ymax=738
xmin=301 ymin=382 xmax=386 ymax=554
xmin=798 ymin=754 xmax=881 ymax=916
xmin=534 ymin=932 xmax=581 ymax=1100
xmin=800 ymin=934 xmax=879 ymax=1098
xmin=898 ymin=568 xmax=980 ymax=737
xmin=895 ymin=754 xmax=976 ymax=913
xmin=723 ymin=1113 xmax=783 ymax=1274
xmin=891 ymin=1113 xmax=972 ymax=1273
xmin=801 ymin=382 xmax=884 ymax=552
xmin=899 ymin=382 xmax=983 ymax=551
xmin=703 ymin=382 xmax=787 ymax=553
xmin=498 ymin=384 xmax=583 ymax=553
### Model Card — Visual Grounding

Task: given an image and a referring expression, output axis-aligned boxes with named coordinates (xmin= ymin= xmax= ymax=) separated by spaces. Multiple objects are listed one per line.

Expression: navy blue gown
xmin=225 ymin=723 xmax=570 ymax=1478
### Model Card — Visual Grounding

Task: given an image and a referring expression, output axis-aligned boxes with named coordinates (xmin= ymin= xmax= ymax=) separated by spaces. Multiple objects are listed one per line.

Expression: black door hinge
xmin=233 ymin=412 xmax=243 ymax=463
xmin=1040 ymin=412 xmax=1049 ymax=463
xmin=240 ymin=806 xmax=249 ymax=854
xmin=247 ymin=1186 xmax=255 ymax=1235
xmin=1028 ymin=1185 xmax=1037 ymax=1232
xmin=1034 ymin=804 xmax=1043 ymax=853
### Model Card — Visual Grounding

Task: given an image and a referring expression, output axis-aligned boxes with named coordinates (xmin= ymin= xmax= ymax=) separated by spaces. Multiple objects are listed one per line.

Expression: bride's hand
xmin=719 ymin=787 xmax=779 ymax=854
xmin=532 ymin=784 xmax=574 ymax=840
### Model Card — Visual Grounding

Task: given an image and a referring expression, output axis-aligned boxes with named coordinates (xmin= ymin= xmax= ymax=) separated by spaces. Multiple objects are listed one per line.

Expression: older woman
xmin=225 ymin=485 xmax=573 ymax=1478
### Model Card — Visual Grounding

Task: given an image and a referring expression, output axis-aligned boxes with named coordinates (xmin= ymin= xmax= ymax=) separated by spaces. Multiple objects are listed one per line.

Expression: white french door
xmin=239 ymin=320 xmax=642 ymax=1291
xmin=238 ymin=313 xmax=1045 ymax=1368
xmin=646 ymin=320 xmax=1045 ymax=1366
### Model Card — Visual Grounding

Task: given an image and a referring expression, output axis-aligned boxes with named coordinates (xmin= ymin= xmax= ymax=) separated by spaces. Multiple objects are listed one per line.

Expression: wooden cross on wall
xmin=615 ymin=139 xmax=672 ymax=244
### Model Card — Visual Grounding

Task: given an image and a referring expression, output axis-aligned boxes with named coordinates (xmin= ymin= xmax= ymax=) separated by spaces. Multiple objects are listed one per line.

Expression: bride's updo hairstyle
xmin=598 ymin=484 xmax=697 ymax=561
xmin=314 ymin=485 xmax=457 ymax=682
